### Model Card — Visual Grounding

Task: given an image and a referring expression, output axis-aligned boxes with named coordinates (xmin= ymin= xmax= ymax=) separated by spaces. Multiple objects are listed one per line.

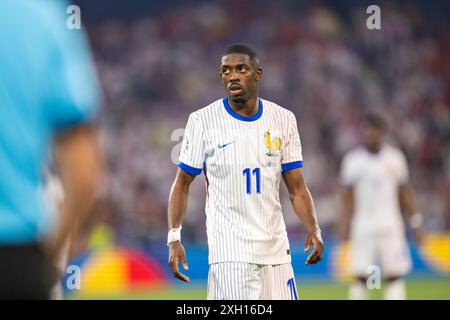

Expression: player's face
xmin=220 ymin=53 xmax=262 ymax=103
xmin=362 ymin=125 xmax=383 ymax=151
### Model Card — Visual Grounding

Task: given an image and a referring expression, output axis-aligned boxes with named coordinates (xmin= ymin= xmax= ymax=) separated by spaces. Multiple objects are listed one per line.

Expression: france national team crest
xmin=264 ymin=129 xmax=282 ymax=167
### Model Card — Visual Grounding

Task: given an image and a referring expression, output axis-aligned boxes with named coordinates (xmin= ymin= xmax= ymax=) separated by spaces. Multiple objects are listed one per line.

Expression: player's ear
xmin=255 ymin=67 xmax=262 ymax=81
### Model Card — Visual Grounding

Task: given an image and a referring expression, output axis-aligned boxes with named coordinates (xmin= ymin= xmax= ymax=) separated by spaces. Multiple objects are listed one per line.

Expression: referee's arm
xmin=51 ymin=124 xmax=103 ymax=269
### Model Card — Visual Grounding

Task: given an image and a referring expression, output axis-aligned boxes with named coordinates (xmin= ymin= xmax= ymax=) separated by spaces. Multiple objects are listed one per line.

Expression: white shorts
xmin=207 ymin=262 xmax=298 ymax=300
xmin=350 ymin=231 xmax=412 ymax=278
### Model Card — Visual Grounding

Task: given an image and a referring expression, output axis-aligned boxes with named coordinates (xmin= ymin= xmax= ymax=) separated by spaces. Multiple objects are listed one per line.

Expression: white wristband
xmin=167 ymin=226 xmax=182 ymax=246
xmin=410 ymin=213 xmax=424 ymax=229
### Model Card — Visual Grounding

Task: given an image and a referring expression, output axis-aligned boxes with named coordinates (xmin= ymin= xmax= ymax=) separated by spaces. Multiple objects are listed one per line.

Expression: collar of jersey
xmin=364 ymin=144 xmax=387 ymax=156
xmin=223 ymin=97 xmax=263 ymax=122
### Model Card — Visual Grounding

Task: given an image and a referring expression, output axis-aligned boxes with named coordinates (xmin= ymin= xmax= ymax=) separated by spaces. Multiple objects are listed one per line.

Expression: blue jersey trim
xmin=281 ymin=160 xmax=304 ymax=172
xmin=178 ymin=161 xmax=202 ymax=175
xmin=223 ymin=97 xmax=263 ymax=122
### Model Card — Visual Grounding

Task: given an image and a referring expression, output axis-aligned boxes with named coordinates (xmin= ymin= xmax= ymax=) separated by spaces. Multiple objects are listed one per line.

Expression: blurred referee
xmin=0 ymin=0 xmax=102 ymax=299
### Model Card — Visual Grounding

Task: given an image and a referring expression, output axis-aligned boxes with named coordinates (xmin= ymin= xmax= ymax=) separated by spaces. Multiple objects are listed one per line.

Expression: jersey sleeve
xmin=281 ymin=112 xmax=304 ymax=172
xmin=397 ymin=151 xmax=410 ymax=185
xmin=43 ymin=4 xmax=101 ymax=130
xmin=177 ymin=112 xmax=205 ymax=175
xmin=340 ymin=153 xmax=358 ymax=186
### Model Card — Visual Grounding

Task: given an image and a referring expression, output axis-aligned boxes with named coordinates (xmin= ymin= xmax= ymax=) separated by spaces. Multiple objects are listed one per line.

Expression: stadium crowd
xmin=81 ymin=2 xmax=449 ymax=247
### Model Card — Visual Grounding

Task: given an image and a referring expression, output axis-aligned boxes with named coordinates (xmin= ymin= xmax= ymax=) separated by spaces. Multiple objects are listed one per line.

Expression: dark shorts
xmin=0 ymin=243 xmax=54 ymax=299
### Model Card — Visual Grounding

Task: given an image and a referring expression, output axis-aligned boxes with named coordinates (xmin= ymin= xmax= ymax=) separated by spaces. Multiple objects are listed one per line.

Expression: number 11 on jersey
xmin=243 ymin=167 xmax=261 ymax=194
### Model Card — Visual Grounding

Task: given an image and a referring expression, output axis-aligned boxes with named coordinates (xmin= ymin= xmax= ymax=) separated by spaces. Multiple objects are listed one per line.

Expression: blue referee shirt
xmin=0 ymin=0 xmax=100 ymax=244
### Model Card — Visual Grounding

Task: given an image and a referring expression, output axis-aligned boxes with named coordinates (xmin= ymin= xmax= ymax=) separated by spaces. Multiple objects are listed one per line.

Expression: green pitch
xmin=69 ymin=276 xmax=450 ymax=300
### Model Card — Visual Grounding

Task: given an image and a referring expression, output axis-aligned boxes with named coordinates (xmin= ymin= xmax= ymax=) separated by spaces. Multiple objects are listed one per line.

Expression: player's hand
xmin=43 ymin=234 xmax=67 ymax=285
xmin=304 ymin=230 xmax=324 ymax=265
xmin=168 ymin=241 xmax=190 ymax=282
xmin=341 ymin=224 xmax=351 ymax=242
xmin=413 ymin=227 xmax=425 ymax=246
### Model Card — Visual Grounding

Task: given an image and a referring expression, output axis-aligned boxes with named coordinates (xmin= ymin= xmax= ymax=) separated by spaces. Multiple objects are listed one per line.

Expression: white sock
xmin=349 ymin=282 xmax=368 ymax=300
xmin=384 ymin=279 xmax=406 ymax=300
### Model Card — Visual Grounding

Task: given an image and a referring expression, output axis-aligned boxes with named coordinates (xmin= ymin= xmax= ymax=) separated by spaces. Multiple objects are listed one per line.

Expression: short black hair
xmin=223 ymin=43 xmax=260 ymax=66
xmin=362 ymin=113 xmax=386 ymax=131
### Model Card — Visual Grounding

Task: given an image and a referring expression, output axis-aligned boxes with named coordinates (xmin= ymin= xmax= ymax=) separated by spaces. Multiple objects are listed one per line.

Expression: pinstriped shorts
xmin=207 ymin=262 xmax=299 ymax=300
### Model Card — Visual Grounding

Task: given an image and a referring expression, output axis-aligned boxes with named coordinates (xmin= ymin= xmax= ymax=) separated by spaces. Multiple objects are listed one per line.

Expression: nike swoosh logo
xmin=218 ymin=140 xmax=236 ymax=149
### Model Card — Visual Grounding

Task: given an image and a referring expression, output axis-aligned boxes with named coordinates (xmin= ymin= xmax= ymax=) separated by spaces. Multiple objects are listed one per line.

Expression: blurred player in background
xmin=340 ymin=114 xmax=425 ymax=300
xmin=0 ymin=0 xmax=102 ymax=299
xmin=167 ymin=43 xmax=323 ymax=300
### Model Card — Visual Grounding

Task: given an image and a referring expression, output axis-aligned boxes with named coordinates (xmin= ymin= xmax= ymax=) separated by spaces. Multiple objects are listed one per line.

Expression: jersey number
xmin=243 ymin=167 xmax=261 ymax=194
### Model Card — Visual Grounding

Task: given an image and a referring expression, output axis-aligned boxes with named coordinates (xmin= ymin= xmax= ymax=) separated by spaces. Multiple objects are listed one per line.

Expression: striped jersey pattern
xmin=178 ymin=97 xmax=303 ymax=265
xmin=207 ymin=262 xmax=298 ymax=300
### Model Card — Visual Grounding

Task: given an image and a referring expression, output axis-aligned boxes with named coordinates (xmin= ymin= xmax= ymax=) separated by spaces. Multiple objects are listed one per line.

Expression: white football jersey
xmin=178 ymin=97 xmax=303 ymax=265
xmin=340 ymin=144 xmax=409 ymax=235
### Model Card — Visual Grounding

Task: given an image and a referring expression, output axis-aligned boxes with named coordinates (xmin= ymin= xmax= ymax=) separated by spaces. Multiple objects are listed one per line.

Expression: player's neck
xmin=228 ymin=95 xmax=259 ymax=117
xmin=366 ymin=144 xmax=383 ymax=154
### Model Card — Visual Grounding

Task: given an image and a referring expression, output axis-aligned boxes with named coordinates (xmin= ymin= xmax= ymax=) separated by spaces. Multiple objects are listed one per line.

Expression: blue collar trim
xmin=223 ymin=97 xmax=263 ymax=122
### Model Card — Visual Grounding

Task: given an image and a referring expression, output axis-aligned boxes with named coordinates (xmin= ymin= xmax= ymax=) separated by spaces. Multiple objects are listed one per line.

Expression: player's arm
xmin=282 ymin=168 xmax=323 ymax=265
xmin=397 ymin=151 xmax=425 ymax=244
xmin=167 ymin=168 xmax=196 ymax=282
xmin=340 ymin=185 xmax=354 ymax=241
xmin=51 ymin=124 xmax=103 ymax=267
xmin=399 ymin=183 xmax=425 ymax=244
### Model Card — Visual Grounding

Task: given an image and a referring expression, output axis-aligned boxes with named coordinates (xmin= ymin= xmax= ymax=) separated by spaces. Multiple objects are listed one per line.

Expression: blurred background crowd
xmin=71 ymin=0 xmax=449 ymax=252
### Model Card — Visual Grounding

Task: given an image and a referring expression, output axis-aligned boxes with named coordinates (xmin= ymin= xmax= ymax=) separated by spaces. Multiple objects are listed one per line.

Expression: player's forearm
xmin=167 ymin=178 xmax=190 ymax=230
xmin=399 ymin=184 xmax=419 ymax=217
xmin=290 ymin=185 xmax=321 ymax=233
xmin=340 ymin=187 xmax=354 ymax=239
xmin=399 ymin=184 xmax=425 ymax=235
